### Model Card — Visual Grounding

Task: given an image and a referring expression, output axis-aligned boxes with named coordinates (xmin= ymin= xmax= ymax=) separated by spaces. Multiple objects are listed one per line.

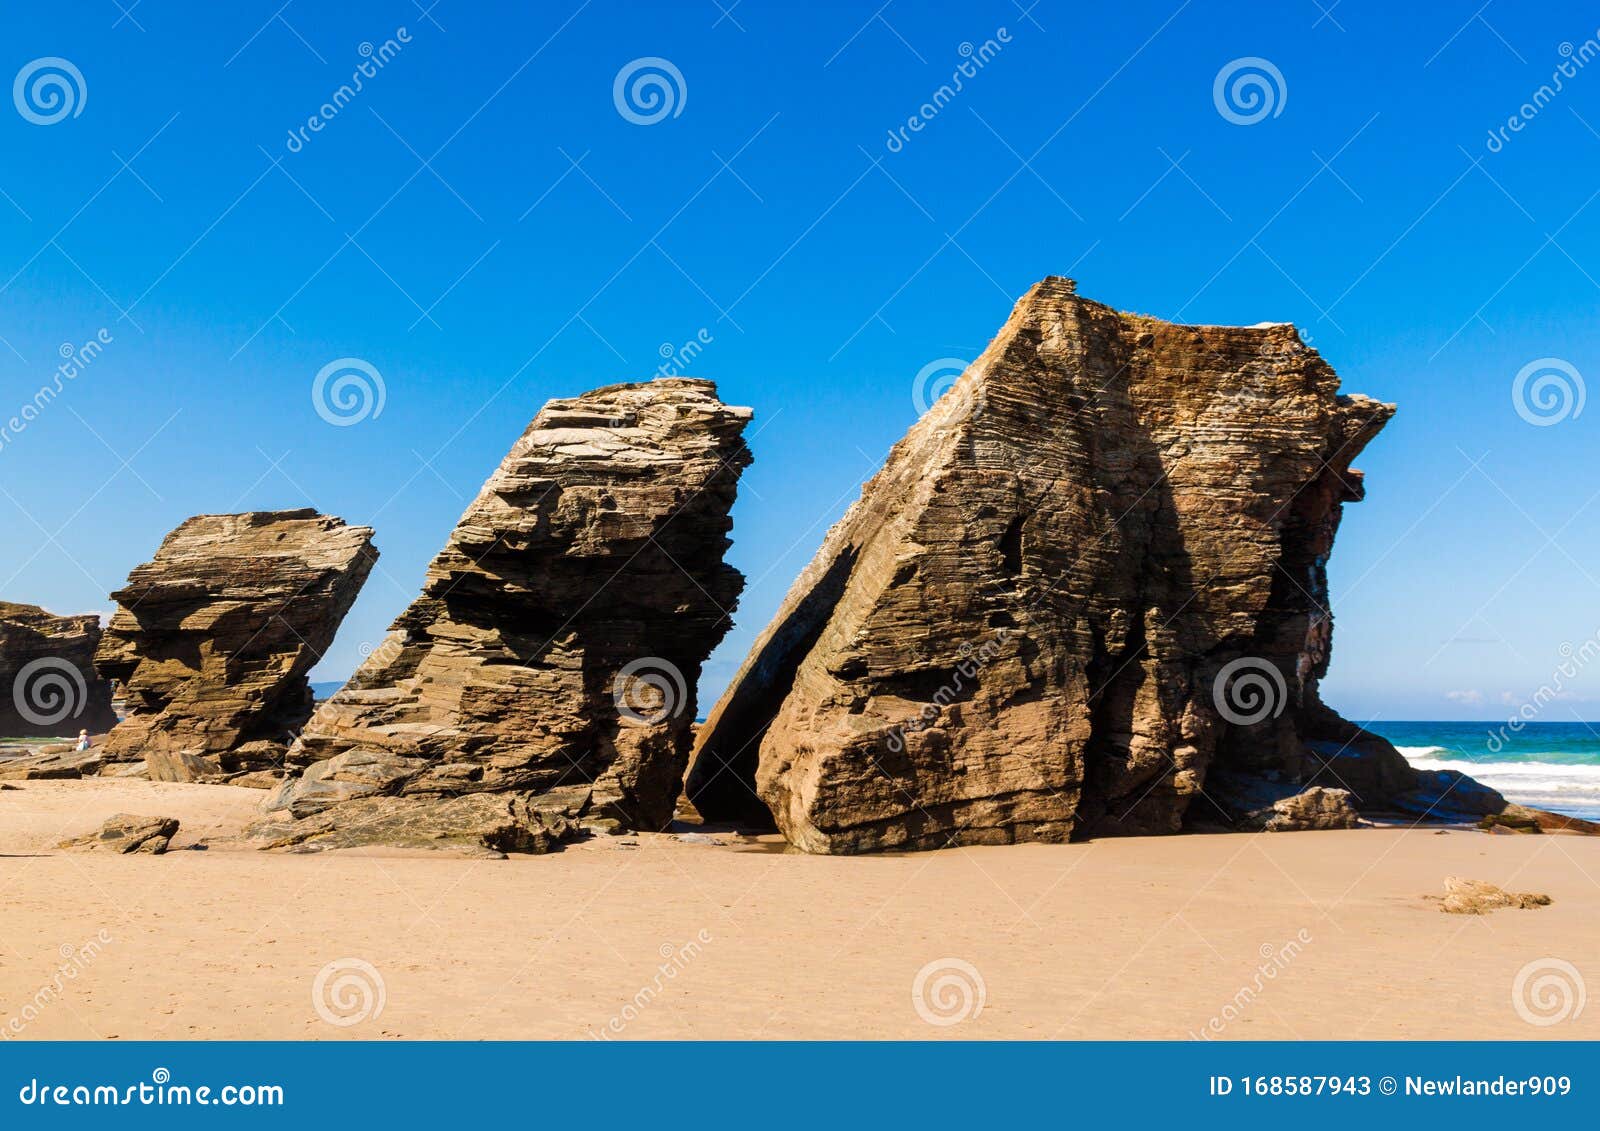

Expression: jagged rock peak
xmin=95 ymin=509 xmax=377 ymax=781
xmin=259 ymin=377 xmax=753 ymax=852
xmin=687 ymin=278 xmax=1428 ymax=853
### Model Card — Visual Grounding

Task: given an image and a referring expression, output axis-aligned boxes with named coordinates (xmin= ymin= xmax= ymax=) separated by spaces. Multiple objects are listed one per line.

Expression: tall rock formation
xmin=687 ymin=277 xmax=1474 ymax=853
xmin=95 ymin=510 xmax=377 ymax=780
xmin=0 ymin=602 xmax=118 ymax=737
xmin=260 ymin=378 xmax=752 ymax=850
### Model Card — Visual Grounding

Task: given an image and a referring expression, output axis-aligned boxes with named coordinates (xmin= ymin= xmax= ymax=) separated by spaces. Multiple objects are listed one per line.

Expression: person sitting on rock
xmin=75 ymin=729 xmax=91 ymax=752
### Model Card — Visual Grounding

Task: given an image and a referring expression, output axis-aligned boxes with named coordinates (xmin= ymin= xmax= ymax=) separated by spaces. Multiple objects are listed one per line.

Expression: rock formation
xmin=687 ymin=277 xmax=1502 ymax=854
xmin=1432 ymin=877 xmax=1552 ymax=915
xmin=257 ymin=378 xmax=752 ymax=852
xmin=0 ymin=602 xmax=117 ymax=737
xmin=60 ymin=813 xmax=180 ymax=855
xmin=1211 ymin=780 xmax=1361 ymax=832
xmin=94 ymin=510 xmax=377 ymax=781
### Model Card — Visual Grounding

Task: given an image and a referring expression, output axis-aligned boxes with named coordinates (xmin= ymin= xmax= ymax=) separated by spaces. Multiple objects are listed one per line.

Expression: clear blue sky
xmin=3 ymin=1 xmax=1599 ymax=726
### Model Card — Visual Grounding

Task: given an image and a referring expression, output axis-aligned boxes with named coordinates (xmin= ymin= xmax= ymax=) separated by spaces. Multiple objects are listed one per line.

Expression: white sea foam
xmin=1394 ymin=745 xmax=1450 ymax=759
xmin=1396 ymin=747 xmax=1600 ymax=818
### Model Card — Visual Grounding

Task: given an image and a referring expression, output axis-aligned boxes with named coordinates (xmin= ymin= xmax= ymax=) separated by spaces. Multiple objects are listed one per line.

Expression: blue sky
xmin=2 ymin=0 xmax=1599 ymax=725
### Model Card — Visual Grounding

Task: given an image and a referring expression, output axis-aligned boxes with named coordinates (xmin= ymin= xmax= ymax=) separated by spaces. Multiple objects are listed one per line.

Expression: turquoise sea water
xmin=1369 ymin=721 xmax=1600 ymax=821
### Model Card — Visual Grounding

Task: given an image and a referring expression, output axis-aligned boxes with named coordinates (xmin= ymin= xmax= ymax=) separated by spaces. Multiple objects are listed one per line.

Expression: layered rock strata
xmin=259 ymin=378 xmax=752 ymax=851
xmin=687 ymin=277 xmax=1499 ymax=853
xmin=94 ymin=510 xmax=377 ymax=780
xmin=0 ymin=602 xmax=117 ymax=738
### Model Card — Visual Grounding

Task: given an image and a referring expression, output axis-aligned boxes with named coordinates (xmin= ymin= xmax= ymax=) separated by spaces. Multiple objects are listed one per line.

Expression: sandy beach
xmin=0 ymin=778 xmax=1593 ymax=1041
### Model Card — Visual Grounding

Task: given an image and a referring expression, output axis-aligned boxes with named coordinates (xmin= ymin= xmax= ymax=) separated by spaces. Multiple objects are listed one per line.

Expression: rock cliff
xmin=94 ymin=510 xmax=377 ymax=780
xmin=259 ymin=377 xmax=752 ymax=850
xmin=687 ymin=277 xmax=1481 ymax=853
xmin=0 ymin=602 xmax=118 ymax=737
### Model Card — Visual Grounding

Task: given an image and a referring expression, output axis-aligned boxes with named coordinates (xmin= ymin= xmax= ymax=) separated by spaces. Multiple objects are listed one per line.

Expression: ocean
xmin=1371 ymin=721 xmax=1600 ymax=822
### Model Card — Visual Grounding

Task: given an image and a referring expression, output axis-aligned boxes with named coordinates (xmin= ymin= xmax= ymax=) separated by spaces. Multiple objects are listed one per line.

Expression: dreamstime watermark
xmin=1484 ymin=32 xmax=1600 ymax=153
xmin=886 ymin=628 xmax=1011 ymax=753
xmin=911 ymin=357 xmax=969 ymax=415
xmin=283 ymin=29 xmax=412 ymax=153
xmin=310 ymin=957 xmax=386 ymax=1027
xmin=656 ymin=329 xmax=713 ymax=378
xmin=911 ymin=958 xmax=986 ymax=1026
xmin=1511 ymin=958 xmax=1586 ymax=1027
xmin=311 ymin=357 xmax=386 ymax=427
xmin=883 ymin=29 xmax=1012 ymax=153
xmin=346 ymin=633 xmax=406 ymax=689
xmin=1510 ymin=357 xmax=1583 ymax=426
xmin=613 ymin=57 xmax=686 ymax=125
xmin=1486 ymin=630 xmax=1600 ymax=753
xmin=911 ymin=356 xmax=987 ymax=428
xmin=17 ymin=1068 xmax=284 ymax=1107
xmin=1190 ymin=929 xmax=1312 ymax=1039
xmin=10 ymin=657 xmax=90 ymax=729
xmin=13 ymin=57 xmax=86 ymax=125
xmin=0 ymin=330 xmax=114 ymax=457
xmin=1212 ymin=57 xmax=1286 ymax=125
xmin=1212 ymin=656 xmax=1288 ymax=726
xmin=2 ymin=930 xmax=113 ymax=1040
xmin=613 ymin=658 xmax=687 ymax=726
xmin=587 ymin=930 xmax=713 ymax=1039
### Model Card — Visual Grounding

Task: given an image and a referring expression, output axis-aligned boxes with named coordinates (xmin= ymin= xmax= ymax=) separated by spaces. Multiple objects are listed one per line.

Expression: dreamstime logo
xmin=2 ymin=930 xmax=113 ymax=1041
xmin=1487 ymin=631 xmax=1600 ymax=752
xmin=0 ymin=328 xmax=113 ymax=458
xmin=656 ymin=329 xmax=713 ymax=378
xmin=911 ymin=958 xmax=986 ymax=1027
xmin=1512 ymin=958 xmax=1586 ymax=1027
xmin=1484 ymin=33 xmax=1600 ymax=154
xmin=1511 ymin=357 xmax=1584 ymax=426
xmin=1212 ymin=57 xmax=1286 ymax=125
xmin=13 ymin=57 xmax=86 ymax=125
xmin=12 ymin=657 xmax=88 ymax=728
xmin=283 ymin=28 xmax=413 ymax=153
xmin=311 ymin=957 xmax=386 ymax=1027
xmin=588 ymin=930 xmax=713 ymax=1039
xmin=912 ymin=356 xmax=985 ymax=425
xmin=1191 ymin=930 xmax=1313 ymax=1039
xmin=613 ymin=657 xmax=687 ymax=726
xmin=886 ymin=627 xmax=1012 ymax=753
xmin=613 ymin=57 xmax=686 ymax=125
xmin=1212 ymin=656 xmax=1287 ymax=726
xmin=311 ymin=358 xmax=386 ymax=427
xmin=883 ymin=28 xmax=1013 ymax=153
xmin=347 ymin=634 xmax=405 ymax=690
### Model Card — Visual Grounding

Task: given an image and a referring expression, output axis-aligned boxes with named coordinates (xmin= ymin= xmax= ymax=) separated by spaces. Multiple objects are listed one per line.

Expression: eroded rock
xmin=0 ymin=747 xmax=102 ymax=781
xmin=1434 ymin=877 xmax=1552 ymax=915
xmin=249 ymin=791 xmax=582 ymax=856
xmin=264 ymin=378 xmax=751 ymax=848
xmin=1210 ymin=776 xmax=1362 ymax=831
xmin=60 ymin=813 xmax=179 ymax=855
xmin=686 ymin=278 xmax=1491 ymax=853
xmin=94 ymin=510 xmax=377 ymax=779
xmin=0 ymin=602 xmax=117 ymax=738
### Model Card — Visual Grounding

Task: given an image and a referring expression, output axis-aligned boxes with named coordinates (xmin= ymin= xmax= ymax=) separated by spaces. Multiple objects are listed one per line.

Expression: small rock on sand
xmin=1431 ymin=876 xmax=1552 ymax=915
xmin=59 ymin=813 xmax=180 ymax=855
